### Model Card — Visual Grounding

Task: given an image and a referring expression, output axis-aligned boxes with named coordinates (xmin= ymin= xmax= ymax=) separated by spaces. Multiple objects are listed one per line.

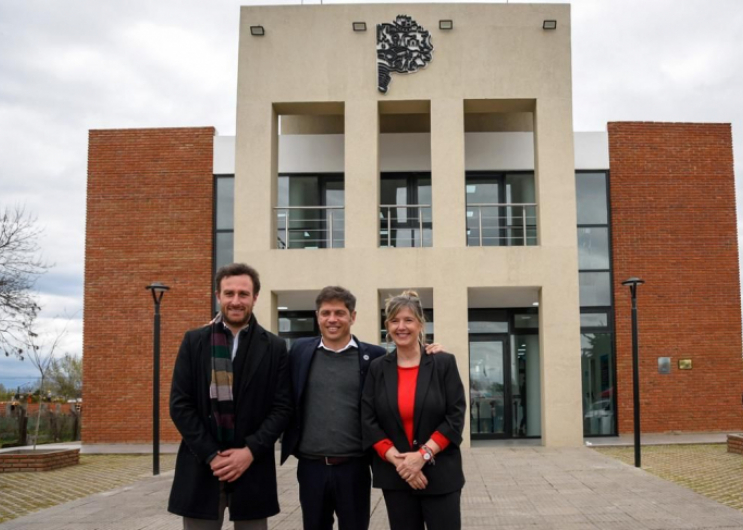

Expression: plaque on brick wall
xmin=678 ymin=359 xmax=692 ymax=370
xmin=377 ymin=15 xmax=433 ymax=94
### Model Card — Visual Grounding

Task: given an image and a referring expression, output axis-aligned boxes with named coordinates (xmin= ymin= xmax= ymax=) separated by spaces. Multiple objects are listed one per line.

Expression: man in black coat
xmin=169 ymin=263 xmax=292 ymax=529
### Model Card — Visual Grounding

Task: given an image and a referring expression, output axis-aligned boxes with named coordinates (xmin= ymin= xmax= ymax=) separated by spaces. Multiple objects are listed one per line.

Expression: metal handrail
xmin=466 ymin=203 xmax=537 ymax=247
xmin=467 ymin=203 xmax=537 ymax=207
xmin=379 ymin=204 xmax=432 ymax=248
xmin=275 ymin=206 xmax=345 ymax=249
xmin=275 ymin=206 xmax=345 ymax=210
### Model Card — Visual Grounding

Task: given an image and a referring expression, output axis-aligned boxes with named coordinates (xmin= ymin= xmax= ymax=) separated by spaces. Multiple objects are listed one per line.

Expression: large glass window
xmin=215 ymin=233 xmax=234 ymax=272
xmin=468 ymin=308 xmax=540 ymax=439
xmin=581 ymin=333 xmax=616 ymax=435
xmin=511 ymin=334 xmax=541 ymax=437
xmin=216 ymin=177 xmax=234 ymax=231
xmin=278 ymin=311 xmax=319 ymax=349
xmin=380 ymin=173 xmax=432 ymax=247
xmin=277 ymin=174 xmax=344 ymax=249
xmin=579 ymin=272 xmax=612 ymax=307
xmin=214 ymin=175 xmax=235 ymax=272
xmin=470 ymin=339 xmax=507 ymax=436
xmin=466 ymin=173 xmax=536 ymax=246
xmin=580 ymin=312 xmax=609 ymax=328
xmin=468 ymin=309 xmax=509 ymax=334
xmin=578 ymin=227 xmax=610 ymax=270
xmin=576 ymin=171 xmax=616 ymax=436
xmin=576 ymin=173 xmax=608 ymax=225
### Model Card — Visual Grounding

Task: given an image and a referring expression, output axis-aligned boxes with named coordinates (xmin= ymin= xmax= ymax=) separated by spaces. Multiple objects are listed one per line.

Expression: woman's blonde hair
xmin=384 ymin=290 xmax=427 ymax=348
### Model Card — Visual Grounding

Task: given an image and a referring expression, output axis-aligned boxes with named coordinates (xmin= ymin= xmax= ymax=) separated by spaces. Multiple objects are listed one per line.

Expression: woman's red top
xmin=373 ymin=364 xmax=450 ymax=460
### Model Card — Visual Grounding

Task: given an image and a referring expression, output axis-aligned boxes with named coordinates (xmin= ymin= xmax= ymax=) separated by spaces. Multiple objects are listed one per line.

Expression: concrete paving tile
xmin=546 ymin=523 xmax=600 ymax=530
xmin=535 ymin=505 xmax=583 ymax=516
xmin=637 ymin=518 xmax=701 ymax=530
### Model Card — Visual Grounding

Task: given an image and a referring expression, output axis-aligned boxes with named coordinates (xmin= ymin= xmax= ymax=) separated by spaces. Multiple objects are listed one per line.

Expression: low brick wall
xmin=0 ymin=448 xmax=80 ymax=473
xmin=728 ymin=434 xmax=743 ymax=455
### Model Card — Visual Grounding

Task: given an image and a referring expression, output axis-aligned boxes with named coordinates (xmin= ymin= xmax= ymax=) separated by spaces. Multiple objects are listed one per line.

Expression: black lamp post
xmin=621 ymin=277 xmax=644 ymax=468
xmin=146 ymin=282 xmax=170 ymax=475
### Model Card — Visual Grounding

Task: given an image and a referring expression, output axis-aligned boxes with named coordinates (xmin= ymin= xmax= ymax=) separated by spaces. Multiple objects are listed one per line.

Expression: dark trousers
xmin=183 ymin=483 xmax=267 ymax=530
xmin=382 ymin=489 xmax=461 ymax=530
xmin=297 ymin=457 xmax=371 ymax=530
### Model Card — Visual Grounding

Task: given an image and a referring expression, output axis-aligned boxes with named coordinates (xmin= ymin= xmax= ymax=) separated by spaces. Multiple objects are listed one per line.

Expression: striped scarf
xmin=209 ymin=318 xmax=236 ymax=443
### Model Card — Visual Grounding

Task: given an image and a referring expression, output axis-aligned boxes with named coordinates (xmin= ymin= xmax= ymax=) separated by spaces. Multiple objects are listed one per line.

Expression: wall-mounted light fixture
xmin=439 ymin=20 xmax=453 ymax=30
xmin=352 ymin=22 xmax=367 ymax=32
xmin=543 ymin=20 xmax=557 ymax=30
xmin=250 ymin=25 xmax=265 ymax=36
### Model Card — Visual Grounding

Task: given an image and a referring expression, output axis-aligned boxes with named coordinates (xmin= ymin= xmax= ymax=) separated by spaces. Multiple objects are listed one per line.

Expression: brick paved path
xmin=0 ymin=454 xmax=176 ymax=523
xmin=2 ymin=447 xmax=743 ymax=529
xmin=594 ymin=444 xmax=743 ymax=512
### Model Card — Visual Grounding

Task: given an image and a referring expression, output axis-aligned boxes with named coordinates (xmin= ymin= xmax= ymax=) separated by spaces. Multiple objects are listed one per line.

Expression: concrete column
xmin=234 ymin=102 xmax=278 ymax=256
xmin=431 ymin=99 xmax=466 ymax=248
xmin=432 ymin=281 xmax=471 ymax=447
xmin=345 ymin=101 xmax=379 ymax=249
xmin=353 ymin=285 xmax=380 ymax=346
xmin=534 ymin=97 xmax=583 ymax=447
xmin=254 ymin=291 xmax=279 ymax=335
xmin=533 ymin=98 xmax=577 ymax=248
xmin=538 ymin=283 xmax=582 ymax=446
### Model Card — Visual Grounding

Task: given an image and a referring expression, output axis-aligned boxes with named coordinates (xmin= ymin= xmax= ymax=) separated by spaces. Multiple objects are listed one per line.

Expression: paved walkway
xmin=2 ymin=446 xmax=743 ymax=529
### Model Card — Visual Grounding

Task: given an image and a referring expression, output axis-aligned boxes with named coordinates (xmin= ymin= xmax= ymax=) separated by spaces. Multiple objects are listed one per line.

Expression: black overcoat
xmin=361 ymin=350 xmax=466 ymax=495
xmin=168 ymin=319 xmax=292 ymax=521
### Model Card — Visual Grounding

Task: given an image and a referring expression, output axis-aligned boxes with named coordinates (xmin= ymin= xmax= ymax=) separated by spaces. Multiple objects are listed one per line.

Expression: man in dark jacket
xmin=169 ymin=263 xmax=292 ymax=529
xmin=280 ymin=286 xmax=385 ymax=530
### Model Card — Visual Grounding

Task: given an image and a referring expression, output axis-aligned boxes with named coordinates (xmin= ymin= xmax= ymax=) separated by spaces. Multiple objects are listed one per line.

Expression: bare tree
xmin=22 ymin=319 xmax=70 ymax=450
xmin=0 ymin=205 xmax=49 ymax=358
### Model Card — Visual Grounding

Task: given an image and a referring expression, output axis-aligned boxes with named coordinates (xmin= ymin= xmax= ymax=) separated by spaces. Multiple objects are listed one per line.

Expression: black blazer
xmin=168 ymin=319 xmax=292 ymax=521
xmin=280 ymin=335 xmax=386 ymax=464
xmin=361 ymin=350 xmax=466 ymax=495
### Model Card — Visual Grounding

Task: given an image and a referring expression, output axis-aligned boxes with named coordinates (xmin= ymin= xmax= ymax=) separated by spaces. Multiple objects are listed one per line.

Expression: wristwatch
xmin=419 ymin=444 xmax=434 ymax=464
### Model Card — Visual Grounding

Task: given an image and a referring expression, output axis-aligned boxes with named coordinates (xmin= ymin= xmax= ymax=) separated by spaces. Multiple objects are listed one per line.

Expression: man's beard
xmin=221 ymin=306 xmax=251 ymax=328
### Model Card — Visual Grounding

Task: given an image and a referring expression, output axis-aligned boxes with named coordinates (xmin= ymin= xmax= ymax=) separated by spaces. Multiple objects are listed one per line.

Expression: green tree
xmin=47 ymin=353 xmax=82 ymax=400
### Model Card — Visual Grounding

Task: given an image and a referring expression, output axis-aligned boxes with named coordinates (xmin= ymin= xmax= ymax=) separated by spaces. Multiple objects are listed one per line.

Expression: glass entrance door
xmin=469 ymin=338 xmax=510 ymax=438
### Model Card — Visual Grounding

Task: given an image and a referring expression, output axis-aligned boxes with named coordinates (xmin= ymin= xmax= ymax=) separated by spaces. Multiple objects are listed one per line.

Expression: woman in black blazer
xmin=361 ymin=290 xmax=466 ymax=530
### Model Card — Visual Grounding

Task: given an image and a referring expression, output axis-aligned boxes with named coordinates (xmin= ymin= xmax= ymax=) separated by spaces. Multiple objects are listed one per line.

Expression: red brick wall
xmin=729 ymin=434 xmax=743 ymax=455
xmin=609 ymin=122 xmax=743 ymax=434
xmin=0 ymin=448 xmax=80 ymax=473
xmin=84 ymin=128 xmax=215 ymax=444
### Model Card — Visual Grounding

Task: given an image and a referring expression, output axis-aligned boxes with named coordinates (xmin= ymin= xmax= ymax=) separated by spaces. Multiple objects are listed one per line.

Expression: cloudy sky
xmin=1 ymin=0 xmax=742 ymax=387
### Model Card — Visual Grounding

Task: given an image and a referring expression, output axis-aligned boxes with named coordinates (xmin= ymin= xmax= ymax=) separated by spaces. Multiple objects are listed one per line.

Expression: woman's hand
xmin=406 ymin=470 xmax=428 ymax=490
xmin=393 ymin=451 xmax=425 ymax=480
xmin=384 ymin=446 xmax=402 ymax=465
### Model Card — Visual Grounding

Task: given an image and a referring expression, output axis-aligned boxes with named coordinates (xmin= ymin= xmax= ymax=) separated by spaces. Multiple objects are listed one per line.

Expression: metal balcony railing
xmin=379 ymin=204 xmax=432 ymax=248
xmin=275 ymin=206 xmax=344 ymax=249
xmin=466 ymin=203 xmax=537 ymax=246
